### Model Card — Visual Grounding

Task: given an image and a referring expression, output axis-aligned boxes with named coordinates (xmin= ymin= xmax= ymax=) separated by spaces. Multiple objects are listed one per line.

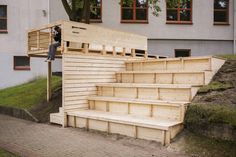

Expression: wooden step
xmin=126 ymin=56 xmax=225 ymax=72
xmin=116 ymin=71 xmax=213 ymax=85
xmin=50 ymin=112 xmax=63 ymax=125
xmin=66 ymin=110 xmax=183 ymax=145
xmin=88 ymin=96 xmax=188 ymax=122
xmin=97 ymin=83 xmax=200 ymax=101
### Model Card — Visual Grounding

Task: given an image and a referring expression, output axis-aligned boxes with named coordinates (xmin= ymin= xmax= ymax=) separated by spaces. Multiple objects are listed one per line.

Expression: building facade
xmin=50 ymin=0 xmax=236 ymax=57
xmin=0 ymin=0 xmax=61 ymax=89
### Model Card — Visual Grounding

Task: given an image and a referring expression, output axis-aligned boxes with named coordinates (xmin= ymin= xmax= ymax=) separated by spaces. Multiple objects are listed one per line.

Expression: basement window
xmin=175 ymin=49 xmax=191 ymax=57
xmin=14 ymin=56 xmax=31 ymax=70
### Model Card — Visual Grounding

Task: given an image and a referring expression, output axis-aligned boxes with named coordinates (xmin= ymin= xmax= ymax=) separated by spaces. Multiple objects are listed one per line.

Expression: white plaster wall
xmin=50 ymin=0 xmax=234 ymax=40
xmin=0 ymin=0 xmax=61 ymax=89
xmin=148 ymin=40 xmax=233 ymax=57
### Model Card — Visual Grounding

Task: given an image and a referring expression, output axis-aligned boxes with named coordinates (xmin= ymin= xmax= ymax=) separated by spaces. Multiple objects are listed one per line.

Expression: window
xmin=0 ymin=5 xmax=7 ymax=32
xmin=166 ymin=0 xmax=192 ymax=24
xmin=90 ymin=0 xmax=102 ymax=22
xmin=14 ymin=56 xmax=30 ymax=70
xmin=121 ymin=0 xmax=148 ymax=23
xmin=214 ymin=0 xmax=229 ymax=25
xmin=175 ymin=49 xmax=191 ymax=57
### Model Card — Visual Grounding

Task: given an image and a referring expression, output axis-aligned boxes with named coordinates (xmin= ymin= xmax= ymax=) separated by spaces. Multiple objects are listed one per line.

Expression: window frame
xmin=120 ymin=0 xmax=149 ymax=23
xmin=90 ymin=0 xmax=102 ymax=23
xmin=166 ymin=0 xmax=193 ymax=25
xmin=213 ymin=0 xmax=229 ymax=25
xmin=0 ymin=5 xmax=7 ymax=33
xmin=13 ymin=56 xmax=31 ymax=71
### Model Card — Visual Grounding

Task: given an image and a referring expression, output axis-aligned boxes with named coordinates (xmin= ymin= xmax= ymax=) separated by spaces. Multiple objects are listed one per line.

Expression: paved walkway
xmin=0 ymin=114 xmax=188 ymax=157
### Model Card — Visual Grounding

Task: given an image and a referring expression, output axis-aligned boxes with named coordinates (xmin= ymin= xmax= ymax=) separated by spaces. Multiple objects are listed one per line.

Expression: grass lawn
xmin=0 ymin=76 xmax=62 ymax=110
xmin=0 ymin=148 xmax=18 ymax=157
xmin=217 ymin=54 xmax=236 ymax=60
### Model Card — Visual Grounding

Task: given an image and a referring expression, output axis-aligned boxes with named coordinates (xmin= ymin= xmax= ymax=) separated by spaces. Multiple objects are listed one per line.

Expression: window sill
xmin=166 ymin=21 xmax=193 ymax=25
xmin=121 ymin=20 xmax=149 ymax=24
xmin=214 ymin=22 xmax=230 ymax=26
xmin=0 ymin=30 xmax=8 ymax=34
xmin=14 ymin=66 xmax=31 ymax=71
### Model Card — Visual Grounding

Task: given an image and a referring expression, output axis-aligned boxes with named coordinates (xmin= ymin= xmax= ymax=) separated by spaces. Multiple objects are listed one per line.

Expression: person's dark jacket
xmin=54 ymin=31 xmax=61 ymax=43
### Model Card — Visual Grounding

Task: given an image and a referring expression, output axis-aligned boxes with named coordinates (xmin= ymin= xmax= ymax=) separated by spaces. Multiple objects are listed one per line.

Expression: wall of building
xmin=148 ymin=40 xmax=233 ymax=57
xmin=0 ymin=0 xmax=61 ymax=89
xmin=49 ymin=0 xmax=235 ymax=55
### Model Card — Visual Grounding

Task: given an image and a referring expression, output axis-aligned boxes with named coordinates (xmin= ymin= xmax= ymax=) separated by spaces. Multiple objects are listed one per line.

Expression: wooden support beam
xmin=36 ymin=31 xmax=40 ymax=50
xmin=63 ymin=112 xmax=68 ymax=128
xmin=122 ymin=48 xmax=126 ymax=56
xmin=102 ymin=45 xmax=106 ymax=55
xmin=131 ymin=49 xmax=136 ymax=57
xmin=144 ymin=50 xmax=148 ymax=58
xmin=47 ymin=61 xmax=52 ymax=102
xmin=83 ymin=43 xmax=89 ymax=54
xmin=112 ymin=46 xmax=116 ymax=56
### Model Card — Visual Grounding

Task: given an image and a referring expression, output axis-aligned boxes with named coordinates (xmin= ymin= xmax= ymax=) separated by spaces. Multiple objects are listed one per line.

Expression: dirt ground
xmin=193 ymin=60 xmax=236 ymax=107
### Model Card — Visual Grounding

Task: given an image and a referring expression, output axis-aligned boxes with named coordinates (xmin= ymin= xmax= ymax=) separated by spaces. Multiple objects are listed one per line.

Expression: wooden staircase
xmin=50 ymin=56 xmax=225 ymax=145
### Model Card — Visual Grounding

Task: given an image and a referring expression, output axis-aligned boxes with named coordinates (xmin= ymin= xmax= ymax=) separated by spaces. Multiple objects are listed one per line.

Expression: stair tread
xmin=117 ymin=70 xmax=211 ymax=74
xmin=96 ymin=83 xmax=201 ymax=88
xmin=68 ymin=110 xmax=181 ymax=130
xmin=88 ymin=96 xmax=189 ymax=105
xmin=125 ymin=55 xmax=216 ymax=63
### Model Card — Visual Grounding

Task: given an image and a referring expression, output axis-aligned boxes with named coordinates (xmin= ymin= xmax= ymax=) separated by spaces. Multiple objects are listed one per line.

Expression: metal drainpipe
xmin=234 ymin=0 xmax=236 ymax=54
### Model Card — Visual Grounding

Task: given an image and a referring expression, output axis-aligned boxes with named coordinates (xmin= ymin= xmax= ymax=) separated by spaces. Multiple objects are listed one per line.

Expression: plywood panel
xmin=110 ymin=123 xmax=135 ymax=137
xmin=121 ymin=74 xmax=134 ymax=83
xmin=134 ymin=74 xmax=155 ymax=83
xmin=138 ymin=88 xmax=158 ymax=99
xmin=142 ymin=62 xmax=164 ymax=71
xmin=159 ymin=88 xmax=190 ymax=101
xmin=156 ymin=74 xmax=172 ymax=84
xmin=137 ymin=127 xmax=163 ymax=142
xmin=184 ymin=59 xmax=210 ymax=71
xmin=101 ymin=87 xmax=113 ymax=97
xmin=114 ymin=87 xmax=137 ymax=98
xmin=76 ymin=117 xmax=87 ymax=128
xmin=166 ymin=61 xmax=182 ymax=70
xmin=130 ymin=104 xmax=151 ymax=117
xmin=173 ymin=73 xmax=204 ymax=85
xmin=94 ymin=101 xmax=107 ymax=111
xmin=109 ymin=102 xmax=128 ymax=114
xmin=152 ymin=106 xmax=180 ymax=121
xmin=89 ymin=119 xmax=108 ymax=132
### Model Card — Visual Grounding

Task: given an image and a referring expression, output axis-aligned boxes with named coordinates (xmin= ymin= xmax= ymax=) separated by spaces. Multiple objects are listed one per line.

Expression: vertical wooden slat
xmin=47 ymin=61 xmax=52 ymax=102
xmin=112 ymin=46 xmax=116 ymax=56
xmin=36 ymin=31 xmax=40 ymax=50
xmin=131 ymin=49 xmax=136 ymax=57
xmin=83 ymin=43 xmax=89 ymax=54
xmin=102 ymin=45 xmax=106 ymax=55
xmin=122 ymin=48 xmax=126 ymax=56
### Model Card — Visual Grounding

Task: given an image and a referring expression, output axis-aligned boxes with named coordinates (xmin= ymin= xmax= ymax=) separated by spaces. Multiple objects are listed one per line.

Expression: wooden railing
xmin=27 ymin=20 xmax=149 ymax=58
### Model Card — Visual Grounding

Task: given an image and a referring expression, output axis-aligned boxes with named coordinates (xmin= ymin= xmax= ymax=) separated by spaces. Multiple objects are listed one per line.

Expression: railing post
xmin=83 ymin=43 xmax=89 ymax=54
xmin=101 ymin=45 xmax=106 ymax=55
xmin=37 ymin=31 xmax=40 ymax=50
xmin=47 ymin=61 xmax=52 ymax=102
xmin=122 ymin=48 xmax=126 ymax=56
xmin=112 ymin=46 xmax=116 ymax=56
xmin=131 ymin=49 xmax=136 ymax=57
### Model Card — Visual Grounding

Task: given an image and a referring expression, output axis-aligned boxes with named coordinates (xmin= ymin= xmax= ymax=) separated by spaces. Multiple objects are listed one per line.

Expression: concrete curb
xmin=0 ymin=106 xmax=39 ymax=122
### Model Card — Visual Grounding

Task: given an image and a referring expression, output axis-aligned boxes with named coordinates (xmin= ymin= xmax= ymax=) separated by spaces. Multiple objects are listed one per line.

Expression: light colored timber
xmin=88 ymin=96 xmax=188 ymax=121
xmin=96 ymin=83 xmax=200 ymax=101
xmin=67 ymin=110 xmax=182 ymax=145
xmin=116 ymin=71 xmax=212 ymax=85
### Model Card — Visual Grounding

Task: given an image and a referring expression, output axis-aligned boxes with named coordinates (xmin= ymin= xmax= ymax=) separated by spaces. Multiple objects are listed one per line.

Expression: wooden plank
xmin=47 ymin=62 xmax=52 ymax=102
